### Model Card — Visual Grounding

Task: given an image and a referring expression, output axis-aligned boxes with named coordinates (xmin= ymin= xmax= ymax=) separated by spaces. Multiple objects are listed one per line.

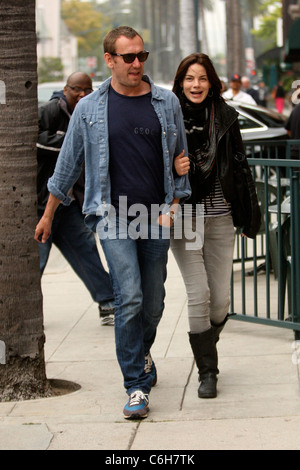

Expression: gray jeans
xmin=171 ymin=214 xmax=235 ymax=333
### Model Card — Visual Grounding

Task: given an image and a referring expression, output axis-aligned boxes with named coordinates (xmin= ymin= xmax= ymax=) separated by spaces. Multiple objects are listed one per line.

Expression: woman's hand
xmin=174 ymin=150 xmax=190 ymax=176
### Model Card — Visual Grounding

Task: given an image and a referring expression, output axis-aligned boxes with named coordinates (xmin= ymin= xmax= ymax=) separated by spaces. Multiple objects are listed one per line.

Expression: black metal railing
xmin=230 ymin=140 xmax=300 ymax=338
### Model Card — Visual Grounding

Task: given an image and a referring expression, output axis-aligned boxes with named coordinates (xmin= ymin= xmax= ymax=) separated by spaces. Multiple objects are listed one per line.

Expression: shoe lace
xmin=144 ymin=353 xmax=153 ymax=374
xmin=129 ymin=390 xmax=149 ymax=407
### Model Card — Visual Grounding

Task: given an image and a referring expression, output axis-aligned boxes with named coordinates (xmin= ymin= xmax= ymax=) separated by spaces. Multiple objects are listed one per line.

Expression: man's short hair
xmin=103 ymin=26 xmax=144 ymax=54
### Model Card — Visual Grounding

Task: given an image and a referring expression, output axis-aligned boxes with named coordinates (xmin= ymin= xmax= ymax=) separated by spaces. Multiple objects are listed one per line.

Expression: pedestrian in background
xmin=273 ymin=80 xmax=285 ymax=114
xmin=37 ymin=72 xmax=115 ymax=326
xmin=241 ymin=76 xmax=259 ymax=104
xmin=222 ymin=73 xmax=257 ymax=105
xmin=34 ymin=27 xmax=191 ymax=420
xmin=257 ymin=80 xmax=269 ymax=107
xmin=285 ymin=95 xmax=300 ymax=158
xmin=171 ymin=53 xmax=261 ymax=399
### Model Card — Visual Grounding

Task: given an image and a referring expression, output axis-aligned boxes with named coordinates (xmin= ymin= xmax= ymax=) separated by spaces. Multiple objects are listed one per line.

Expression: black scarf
xmin=181 ymin=95 xmax=217 ymax=203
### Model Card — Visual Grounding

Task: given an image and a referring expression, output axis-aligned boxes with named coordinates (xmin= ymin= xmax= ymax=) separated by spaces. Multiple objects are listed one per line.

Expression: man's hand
xmin=34 ymin=193 xmax=61 ymax=243
xmin=157 ymin=198 xmax=180 ymax=227
xmin=34 ymin=215 xmax=53 ymax=243
xmin=174 ymin=150 xmax=190 ymax=176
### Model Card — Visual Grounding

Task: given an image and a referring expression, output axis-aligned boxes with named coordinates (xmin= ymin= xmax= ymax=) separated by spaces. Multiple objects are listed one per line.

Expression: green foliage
xmin=244 ymin=0 xmax=266 ymax=17
xmin=38 ymin=57 xmax=64 ymax=83
xmin=251 ymin=0 xmax=281 ymax=46
xmin=61 ymin=0 xmax=110 ymax=55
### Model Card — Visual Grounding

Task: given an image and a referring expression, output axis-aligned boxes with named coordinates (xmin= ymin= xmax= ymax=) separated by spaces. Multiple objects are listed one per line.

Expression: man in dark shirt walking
xmin=35 ymin=27 xmax=190 ymax=420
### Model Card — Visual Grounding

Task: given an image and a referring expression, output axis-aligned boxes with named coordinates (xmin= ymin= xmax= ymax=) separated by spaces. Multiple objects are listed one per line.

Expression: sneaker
xmin=123 ymin=390 xmax=149 ymax=420
xmin=99 ymin=302 xmax=114 ymax=326
xmin=100 ymin=314 xmax=114 ymax=326
xmin=144 ymin=352 xmax=157 ymax=386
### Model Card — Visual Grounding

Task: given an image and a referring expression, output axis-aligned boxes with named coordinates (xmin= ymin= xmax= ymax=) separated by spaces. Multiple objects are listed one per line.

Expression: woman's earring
xmin=208 ymin=88 xmax=213 ymax=98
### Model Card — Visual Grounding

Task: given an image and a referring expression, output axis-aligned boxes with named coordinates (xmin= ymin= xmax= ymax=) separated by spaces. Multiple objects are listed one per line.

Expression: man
xmin=34 ymin=27 xmax=191 ymax=420
xmin=241 ymin=76 xmax=259 ymax=104
xmin=257 ymin=80 xmax=269 ymax=107
xmin=285 ymin=99 xmax=300 ymax=159
xmin=222 ymin=73 xmax=257 ymax=105
xmin=37 ymin=72 xmax=115 ymax=326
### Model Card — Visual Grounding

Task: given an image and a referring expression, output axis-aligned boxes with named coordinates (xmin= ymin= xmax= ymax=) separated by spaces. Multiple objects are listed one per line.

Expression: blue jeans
xmin=100 ymin=218 xmax=170 ymax=395
xmin=38 ymin=201 xmax=114 ymax=304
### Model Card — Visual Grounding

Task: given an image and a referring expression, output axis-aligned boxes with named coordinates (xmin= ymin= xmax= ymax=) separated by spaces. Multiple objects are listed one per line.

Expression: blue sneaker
xmin=144 ymin=352 xmax=157 ymax=386
xmin=123 ymin=390 xmax=149 ymax=420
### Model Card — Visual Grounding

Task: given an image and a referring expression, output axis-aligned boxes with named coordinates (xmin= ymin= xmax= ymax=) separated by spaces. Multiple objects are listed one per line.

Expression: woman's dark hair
xmin=173 ymin=53 xmax=223 ymax=101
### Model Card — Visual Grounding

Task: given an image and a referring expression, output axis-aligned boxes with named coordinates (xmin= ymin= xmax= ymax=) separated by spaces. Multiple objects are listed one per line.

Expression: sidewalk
xmin=0 ymin=245 xmax=300 ymax=450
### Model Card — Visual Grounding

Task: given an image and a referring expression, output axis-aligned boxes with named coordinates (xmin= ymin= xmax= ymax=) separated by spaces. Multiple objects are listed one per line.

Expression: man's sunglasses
xmin=110 ymin=51 xmax=149 ymax=64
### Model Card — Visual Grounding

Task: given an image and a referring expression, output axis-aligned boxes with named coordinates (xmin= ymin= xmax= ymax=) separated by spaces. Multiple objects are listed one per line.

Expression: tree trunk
xmin=225 ymin=0 xmax=246 ymax=80
xmin=199 ymin=0 xmax=210 ymax=55
xmin=0 ymin=0 xmax=50 ymax=400
xmin=180 ymin=0 xmax=198 ymax=57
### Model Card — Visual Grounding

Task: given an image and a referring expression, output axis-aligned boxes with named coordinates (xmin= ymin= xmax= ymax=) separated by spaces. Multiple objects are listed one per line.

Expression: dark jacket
xmin=212 ymin=99 xmax=261 ymax=238
xmin=37 ymin=92 xmax=84 ymax=210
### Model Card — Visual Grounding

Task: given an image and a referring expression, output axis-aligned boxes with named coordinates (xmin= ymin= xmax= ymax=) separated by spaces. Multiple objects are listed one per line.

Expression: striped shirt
xmin=183 ymin=177 xmax=232 ymax=218
xmin=203 ymin=178 xmax=232 ymax=217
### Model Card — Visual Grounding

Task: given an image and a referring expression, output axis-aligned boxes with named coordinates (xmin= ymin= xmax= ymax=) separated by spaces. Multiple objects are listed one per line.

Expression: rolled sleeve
xmin=47 ymin=179 xmax=72 ymax=206
xmin=47 ymin=109 xmax=84 ymax=205
xmin=174 ymin=174 xmax=191 ymax=200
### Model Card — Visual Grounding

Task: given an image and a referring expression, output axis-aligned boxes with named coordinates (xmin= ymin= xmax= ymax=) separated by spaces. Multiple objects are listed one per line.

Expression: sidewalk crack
xmin=180 ymin=359 xmax=195 ymax=411
xmin=127 ymin=422 xmax=141 ymax=450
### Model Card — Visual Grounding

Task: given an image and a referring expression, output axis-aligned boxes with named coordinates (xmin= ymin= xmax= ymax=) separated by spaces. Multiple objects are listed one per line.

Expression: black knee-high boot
xmin=211 ymin=314 xmax=229 ymax=344
xmin=188 ymin=328 xmax=218 ymax=399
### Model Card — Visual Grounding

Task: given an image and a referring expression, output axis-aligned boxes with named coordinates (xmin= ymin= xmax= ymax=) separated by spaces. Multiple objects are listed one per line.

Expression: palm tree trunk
xmin=199 ymin=0 xmax=210 ymax=55
xmin=0 ymin=0 xmax=50 ymax=400
xmin=180 ymin=0 xmax=198 ymax=57
xmin=226 ymin=0 xmax=246 ymax=79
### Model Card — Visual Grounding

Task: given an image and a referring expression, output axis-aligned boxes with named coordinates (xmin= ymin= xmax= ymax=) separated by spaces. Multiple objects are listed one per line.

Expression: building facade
xmin=36 ymin=0 xmax=77 ymax=80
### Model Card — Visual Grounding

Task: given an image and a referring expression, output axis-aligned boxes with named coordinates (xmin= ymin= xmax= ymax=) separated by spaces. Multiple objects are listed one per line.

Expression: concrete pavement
xmin=0 ymin=244 xmax=300 ymax=450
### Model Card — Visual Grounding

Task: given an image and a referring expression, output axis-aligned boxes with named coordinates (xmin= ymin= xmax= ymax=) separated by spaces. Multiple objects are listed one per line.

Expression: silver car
xmin=226 ymin=101 xmax=288 ymax=141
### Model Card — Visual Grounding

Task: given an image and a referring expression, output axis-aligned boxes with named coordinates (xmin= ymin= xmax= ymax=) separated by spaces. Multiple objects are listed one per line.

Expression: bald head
xmin=241 ymin=76 xmax=250 ymax=90
xmin=64 ymin=72 xmax=93 ymax=111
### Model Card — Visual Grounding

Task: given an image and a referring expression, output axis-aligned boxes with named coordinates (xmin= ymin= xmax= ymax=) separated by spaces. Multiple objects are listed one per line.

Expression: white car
xmin=38 ymin=81 xmax=103 ymax=105
xmin=227 ymin=101 xmax=288 ymax=142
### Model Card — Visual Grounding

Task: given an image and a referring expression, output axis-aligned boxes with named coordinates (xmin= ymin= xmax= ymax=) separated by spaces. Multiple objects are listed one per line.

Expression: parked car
xmin=157 ymin=85 xmax=289 ymax=142
xmin=38 ymin=81 xmax=103 ymax=105
xmin=226 ymin=100 xmax=288 ymax=142
xmin=38 ymin=83 xmax=288 ymax=142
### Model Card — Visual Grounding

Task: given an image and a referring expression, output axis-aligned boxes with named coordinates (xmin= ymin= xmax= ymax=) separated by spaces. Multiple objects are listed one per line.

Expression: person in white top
xmin=222 ymin=73 xmax=257 ymax=105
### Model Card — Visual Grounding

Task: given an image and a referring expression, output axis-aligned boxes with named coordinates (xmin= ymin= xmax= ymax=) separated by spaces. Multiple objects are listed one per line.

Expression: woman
xmin=171 ymin=53 xmax=261 ymax=399
xmin=273 ymin=80 xmax=285 ymax=114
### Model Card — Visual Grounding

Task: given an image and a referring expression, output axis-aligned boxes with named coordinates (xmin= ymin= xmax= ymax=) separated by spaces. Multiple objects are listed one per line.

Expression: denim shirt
xmin=48 ymin=76 xmax=191 ymax=218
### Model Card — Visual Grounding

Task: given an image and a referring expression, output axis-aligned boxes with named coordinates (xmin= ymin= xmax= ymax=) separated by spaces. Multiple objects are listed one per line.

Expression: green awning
xmin=285 ymin=18 xmax=300 ymax=62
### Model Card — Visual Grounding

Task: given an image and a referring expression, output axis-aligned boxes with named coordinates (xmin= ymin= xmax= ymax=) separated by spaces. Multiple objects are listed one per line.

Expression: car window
xmin=238 ymin=114 xmax=264 ymax=130
xmin=38 ymin=83 xmax=65 ymax=105
xmin=237 ymin=105 xmax=287 ymax=128
xmin=38 ymin=81 xmax=102 ymax=105
xmin=38 ymin=86 xmax=63 ymax=104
